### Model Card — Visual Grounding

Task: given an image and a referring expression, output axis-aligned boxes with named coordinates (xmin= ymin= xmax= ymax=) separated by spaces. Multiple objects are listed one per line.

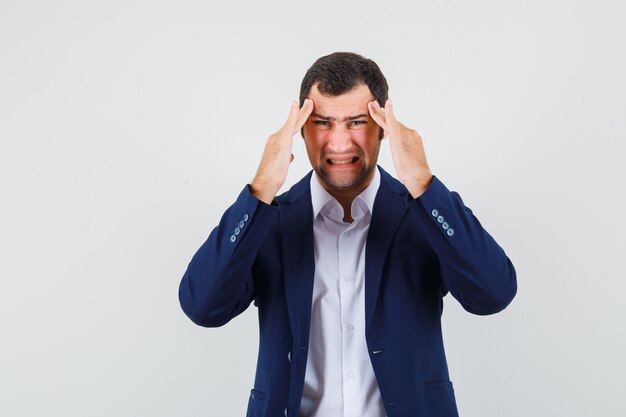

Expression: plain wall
xmin=1 ymin=0 xmax=625 ymax=416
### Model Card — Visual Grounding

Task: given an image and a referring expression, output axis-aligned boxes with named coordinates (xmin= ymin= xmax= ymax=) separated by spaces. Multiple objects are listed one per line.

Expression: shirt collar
xmin=310 ymin=166 xmax=381 ymax=220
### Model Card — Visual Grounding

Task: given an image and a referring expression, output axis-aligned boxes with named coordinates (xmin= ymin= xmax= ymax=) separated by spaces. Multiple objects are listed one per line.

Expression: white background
xmin=1 ymin=0 xmax=625 ymax=416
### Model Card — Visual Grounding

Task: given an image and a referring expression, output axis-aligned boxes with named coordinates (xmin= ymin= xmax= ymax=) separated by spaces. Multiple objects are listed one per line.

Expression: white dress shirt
xmin=299 ymin=167 xmax=387 ymax=417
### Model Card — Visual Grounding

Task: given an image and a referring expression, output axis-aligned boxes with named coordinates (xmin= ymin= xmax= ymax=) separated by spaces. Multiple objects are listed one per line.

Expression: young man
xmin=179 ymin=52 xmax=517 ymax=417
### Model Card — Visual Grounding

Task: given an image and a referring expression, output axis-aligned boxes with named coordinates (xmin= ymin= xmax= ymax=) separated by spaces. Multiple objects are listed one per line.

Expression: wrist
xmin=250 ymin=177 xmax=280 ymax=204
xmin=404 ymin=172 xmax=433 ymax=199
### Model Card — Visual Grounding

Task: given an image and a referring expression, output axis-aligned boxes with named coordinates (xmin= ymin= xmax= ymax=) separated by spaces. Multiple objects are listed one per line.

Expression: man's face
xmin=302 ymin=83 xmax=382 ymax=195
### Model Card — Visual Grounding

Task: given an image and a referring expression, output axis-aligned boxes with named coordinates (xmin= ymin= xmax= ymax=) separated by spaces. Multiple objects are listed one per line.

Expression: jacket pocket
xmin=250 ymin=388 xmax=266 ymax=401
xmin=425 ymin=380 xmax=453 ymax=391
xmin=424 ymin=380 xmax=459 ymax=417
xmin=246 ymin=389 xmax=266 ymax=417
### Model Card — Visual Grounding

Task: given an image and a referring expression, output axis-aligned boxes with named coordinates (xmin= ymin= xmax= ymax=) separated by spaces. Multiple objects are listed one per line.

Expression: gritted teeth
xmin=328 ymin=157 xmax=358 ymax=165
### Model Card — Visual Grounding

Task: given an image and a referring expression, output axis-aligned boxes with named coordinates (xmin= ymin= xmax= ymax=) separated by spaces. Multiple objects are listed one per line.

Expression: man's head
xmin=299 ymin=52 xmax=389 ymax=140
xmin=299 ymin=52 xmax=389 ymax=198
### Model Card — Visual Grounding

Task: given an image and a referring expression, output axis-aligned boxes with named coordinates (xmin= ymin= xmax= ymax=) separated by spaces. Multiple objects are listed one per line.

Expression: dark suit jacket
xmin=179 ymin=166 xmax=517 ymax=417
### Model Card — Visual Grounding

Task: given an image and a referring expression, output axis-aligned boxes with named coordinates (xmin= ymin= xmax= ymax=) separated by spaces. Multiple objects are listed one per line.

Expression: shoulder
xmin=377 ymin=165 xmax=411 ymax=200
xmin=274 ymin=170 xmax=314 ymax=206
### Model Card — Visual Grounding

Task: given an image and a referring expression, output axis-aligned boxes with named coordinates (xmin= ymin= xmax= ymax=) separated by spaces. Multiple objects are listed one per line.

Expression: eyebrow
xmin=311 ymin=113 xmax=369 ymax=122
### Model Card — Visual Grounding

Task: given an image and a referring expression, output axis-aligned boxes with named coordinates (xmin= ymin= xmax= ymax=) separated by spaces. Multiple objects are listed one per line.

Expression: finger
xmin=384 ymin=99 xmax=397 ymax=124
xmin=368 ymin=100 xmax=385 ymax=119
xmin=294 ymin=98 xmax=314 ymax=130
xmin=290 ymin=153 xmax=294 ymax=163
xmin=285 ymin=100 xmax=300 ymax=126
xmin=368 ymin=101 xmax=391 ymax=138
xmin=368 ymin=100 xmax=387 ymax=130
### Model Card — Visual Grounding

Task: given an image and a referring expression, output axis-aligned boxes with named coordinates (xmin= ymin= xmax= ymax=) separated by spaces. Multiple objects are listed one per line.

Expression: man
xmin=179 ymin=52 xmax=517 ymax=417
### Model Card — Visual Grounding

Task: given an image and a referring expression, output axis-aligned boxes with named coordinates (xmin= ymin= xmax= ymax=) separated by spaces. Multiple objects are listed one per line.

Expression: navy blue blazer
xmin=179 ymin=166 xmax=517 ymax=417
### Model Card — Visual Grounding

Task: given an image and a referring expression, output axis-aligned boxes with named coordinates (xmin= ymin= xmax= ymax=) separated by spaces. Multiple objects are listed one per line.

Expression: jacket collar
xmin=278 ymin=165 xmax=409 ymax=343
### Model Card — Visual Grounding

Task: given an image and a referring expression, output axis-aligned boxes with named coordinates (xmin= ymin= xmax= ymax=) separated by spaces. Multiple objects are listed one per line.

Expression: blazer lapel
xmin=365 ymin=167 xmax=409 ymax=332
xmin=278 ymin=167 xmax=409 ymax=340
xmin=279 ymin=173 xmax=316 ymax=345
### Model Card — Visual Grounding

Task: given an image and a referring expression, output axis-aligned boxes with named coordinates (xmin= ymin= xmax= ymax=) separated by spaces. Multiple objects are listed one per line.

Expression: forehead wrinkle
xmin=311 ymin=113 xmax=370 ymax=122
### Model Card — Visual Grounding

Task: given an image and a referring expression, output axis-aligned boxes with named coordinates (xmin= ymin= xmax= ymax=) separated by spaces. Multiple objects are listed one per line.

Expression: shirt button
xmin=284 ymin=407 xmax=289 ymax=416
xmin=447 ymin=228 xmax=455 ymax=236
xmin=233 ymin=227 xmax=241 ymax=235
xmin=243 ymin=213 xmax=249 ymax=222
xmin=347 ymin=324 xmax=355 ymax=334
xmin=229 ymin=234 xmax=237 ymax=243
xmin=238 ymin=220 xmax=245 ymax=228
xmin=287 ymin=351 xmax=291 ymax=363
xmin=437 ymin=215 xmax=445 ymax=223
xmin=343 ymin=276 xmax=353 ymax=283
xmin=347 ymin=372 xmax=354 ymax=378
xmin=431 ymin=209 xmax=439 ymax=217
xmin=442 ymin=222 xmax=449 ymax=230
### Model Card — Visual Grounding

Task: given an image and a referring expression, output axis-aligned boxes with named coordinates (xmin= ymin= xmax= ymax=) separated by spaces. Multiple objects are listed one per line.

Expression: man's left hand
xmin=368 ymin=99 xmax=433 ymax=198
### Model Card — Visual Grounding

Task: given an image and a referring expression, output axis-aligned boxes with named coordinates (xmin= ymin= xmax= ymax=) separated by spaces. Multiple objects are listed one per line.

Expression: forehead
xmin=308 ymin=82 xmax=374 ymax=116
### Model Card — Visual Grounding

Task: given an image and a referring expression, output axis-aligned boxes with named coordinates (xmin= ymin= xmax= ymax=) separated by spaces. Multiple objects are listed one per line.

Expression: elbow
xmin=465 ymin=285 xmax=516 ymax=315
xmin=462 ymin=260 xmax=518 ymax=316
xmin=183 ymin=308 xmax=231 ymax=328
xmin=179 ymin=295 xmax=232 ymax=328
xmin=178 ymin=277 xmax=232 ymax=328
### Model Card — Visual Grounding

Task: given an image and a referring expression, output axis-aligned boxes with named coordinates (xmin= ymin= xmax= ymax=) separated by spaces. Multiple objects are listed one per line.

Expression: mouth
xmin=327 ymin=156 xmax=359 ymax=166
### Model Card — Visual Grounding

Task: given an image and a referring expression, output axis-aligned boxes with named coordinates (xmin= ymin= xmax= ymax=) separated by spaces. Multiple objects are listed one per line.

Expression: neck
xmin=318 ymin=168 xmax=376 ymax=223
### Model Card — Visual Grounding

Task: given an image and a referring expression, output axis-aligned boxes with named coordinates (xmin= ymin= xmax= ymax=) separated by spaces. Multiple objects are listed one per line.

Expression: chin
xmin=316 ymin=164 xmax=374 ymax=192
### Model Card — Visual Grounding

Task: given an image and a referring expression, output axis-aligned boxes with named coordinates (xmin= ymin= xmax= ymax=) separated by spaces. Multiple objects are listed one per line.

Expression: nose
xmin=326 ymin=125 xmax=353 ymax=154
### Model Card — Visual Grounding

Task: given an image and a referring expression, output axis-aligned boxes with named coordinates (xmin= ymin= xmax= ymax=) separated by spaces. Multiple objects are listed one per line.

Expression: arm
xmin=368 ymin=99 xmax=516 ymax=315
xmin=178 ymin=99 xmax=314 ymax=327
xmin=178 ymin=186 xmax=277 ymax=327
xmin=410 ymin=176 xmax=517 ymax=315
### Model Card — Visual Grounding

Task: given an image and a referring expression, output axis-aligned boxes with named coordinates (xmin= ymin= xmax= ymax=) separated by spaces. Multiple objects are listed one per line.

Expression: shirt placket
xmin=338 ymin=218 xmax=361 ymax=417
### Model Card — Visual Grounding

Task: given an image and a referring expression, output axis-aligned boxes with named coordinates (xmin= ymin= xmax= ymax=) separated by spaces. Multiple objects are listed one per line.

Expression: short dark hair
xmin=299 ymin=52 xmax=389 ymax=140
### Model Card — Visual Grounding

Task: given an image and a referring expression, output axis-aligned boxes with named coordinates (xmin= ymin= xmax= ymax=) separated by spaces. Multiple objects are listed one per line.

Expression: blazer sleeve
xmin=409 ymin=175 xmax=517 ymax=315
xmin=178 ymin=184 xmax=279 ymax=327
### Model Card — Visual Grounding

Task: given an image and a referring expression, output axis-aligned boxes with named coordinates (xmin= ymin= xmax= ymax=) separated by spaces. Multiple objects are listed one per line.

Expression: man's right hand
xmin=250 ymin=98 xmax=314 ymax=204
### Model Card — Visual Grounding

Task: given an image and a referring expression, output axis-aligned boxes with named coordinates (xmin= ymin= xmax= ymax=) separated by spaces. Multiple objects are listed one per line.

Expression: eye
xmin=350 ymin=120 xmax=367 ymax=127
xmin=313 ymin=120 xmax=332 ymax=130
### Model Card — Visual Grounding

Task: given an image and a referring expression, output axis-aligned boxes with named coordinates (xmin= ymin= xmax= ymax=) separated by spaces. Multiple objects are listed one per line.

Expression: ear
xmin=378 ymin=127 xmax=385 ymax=140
